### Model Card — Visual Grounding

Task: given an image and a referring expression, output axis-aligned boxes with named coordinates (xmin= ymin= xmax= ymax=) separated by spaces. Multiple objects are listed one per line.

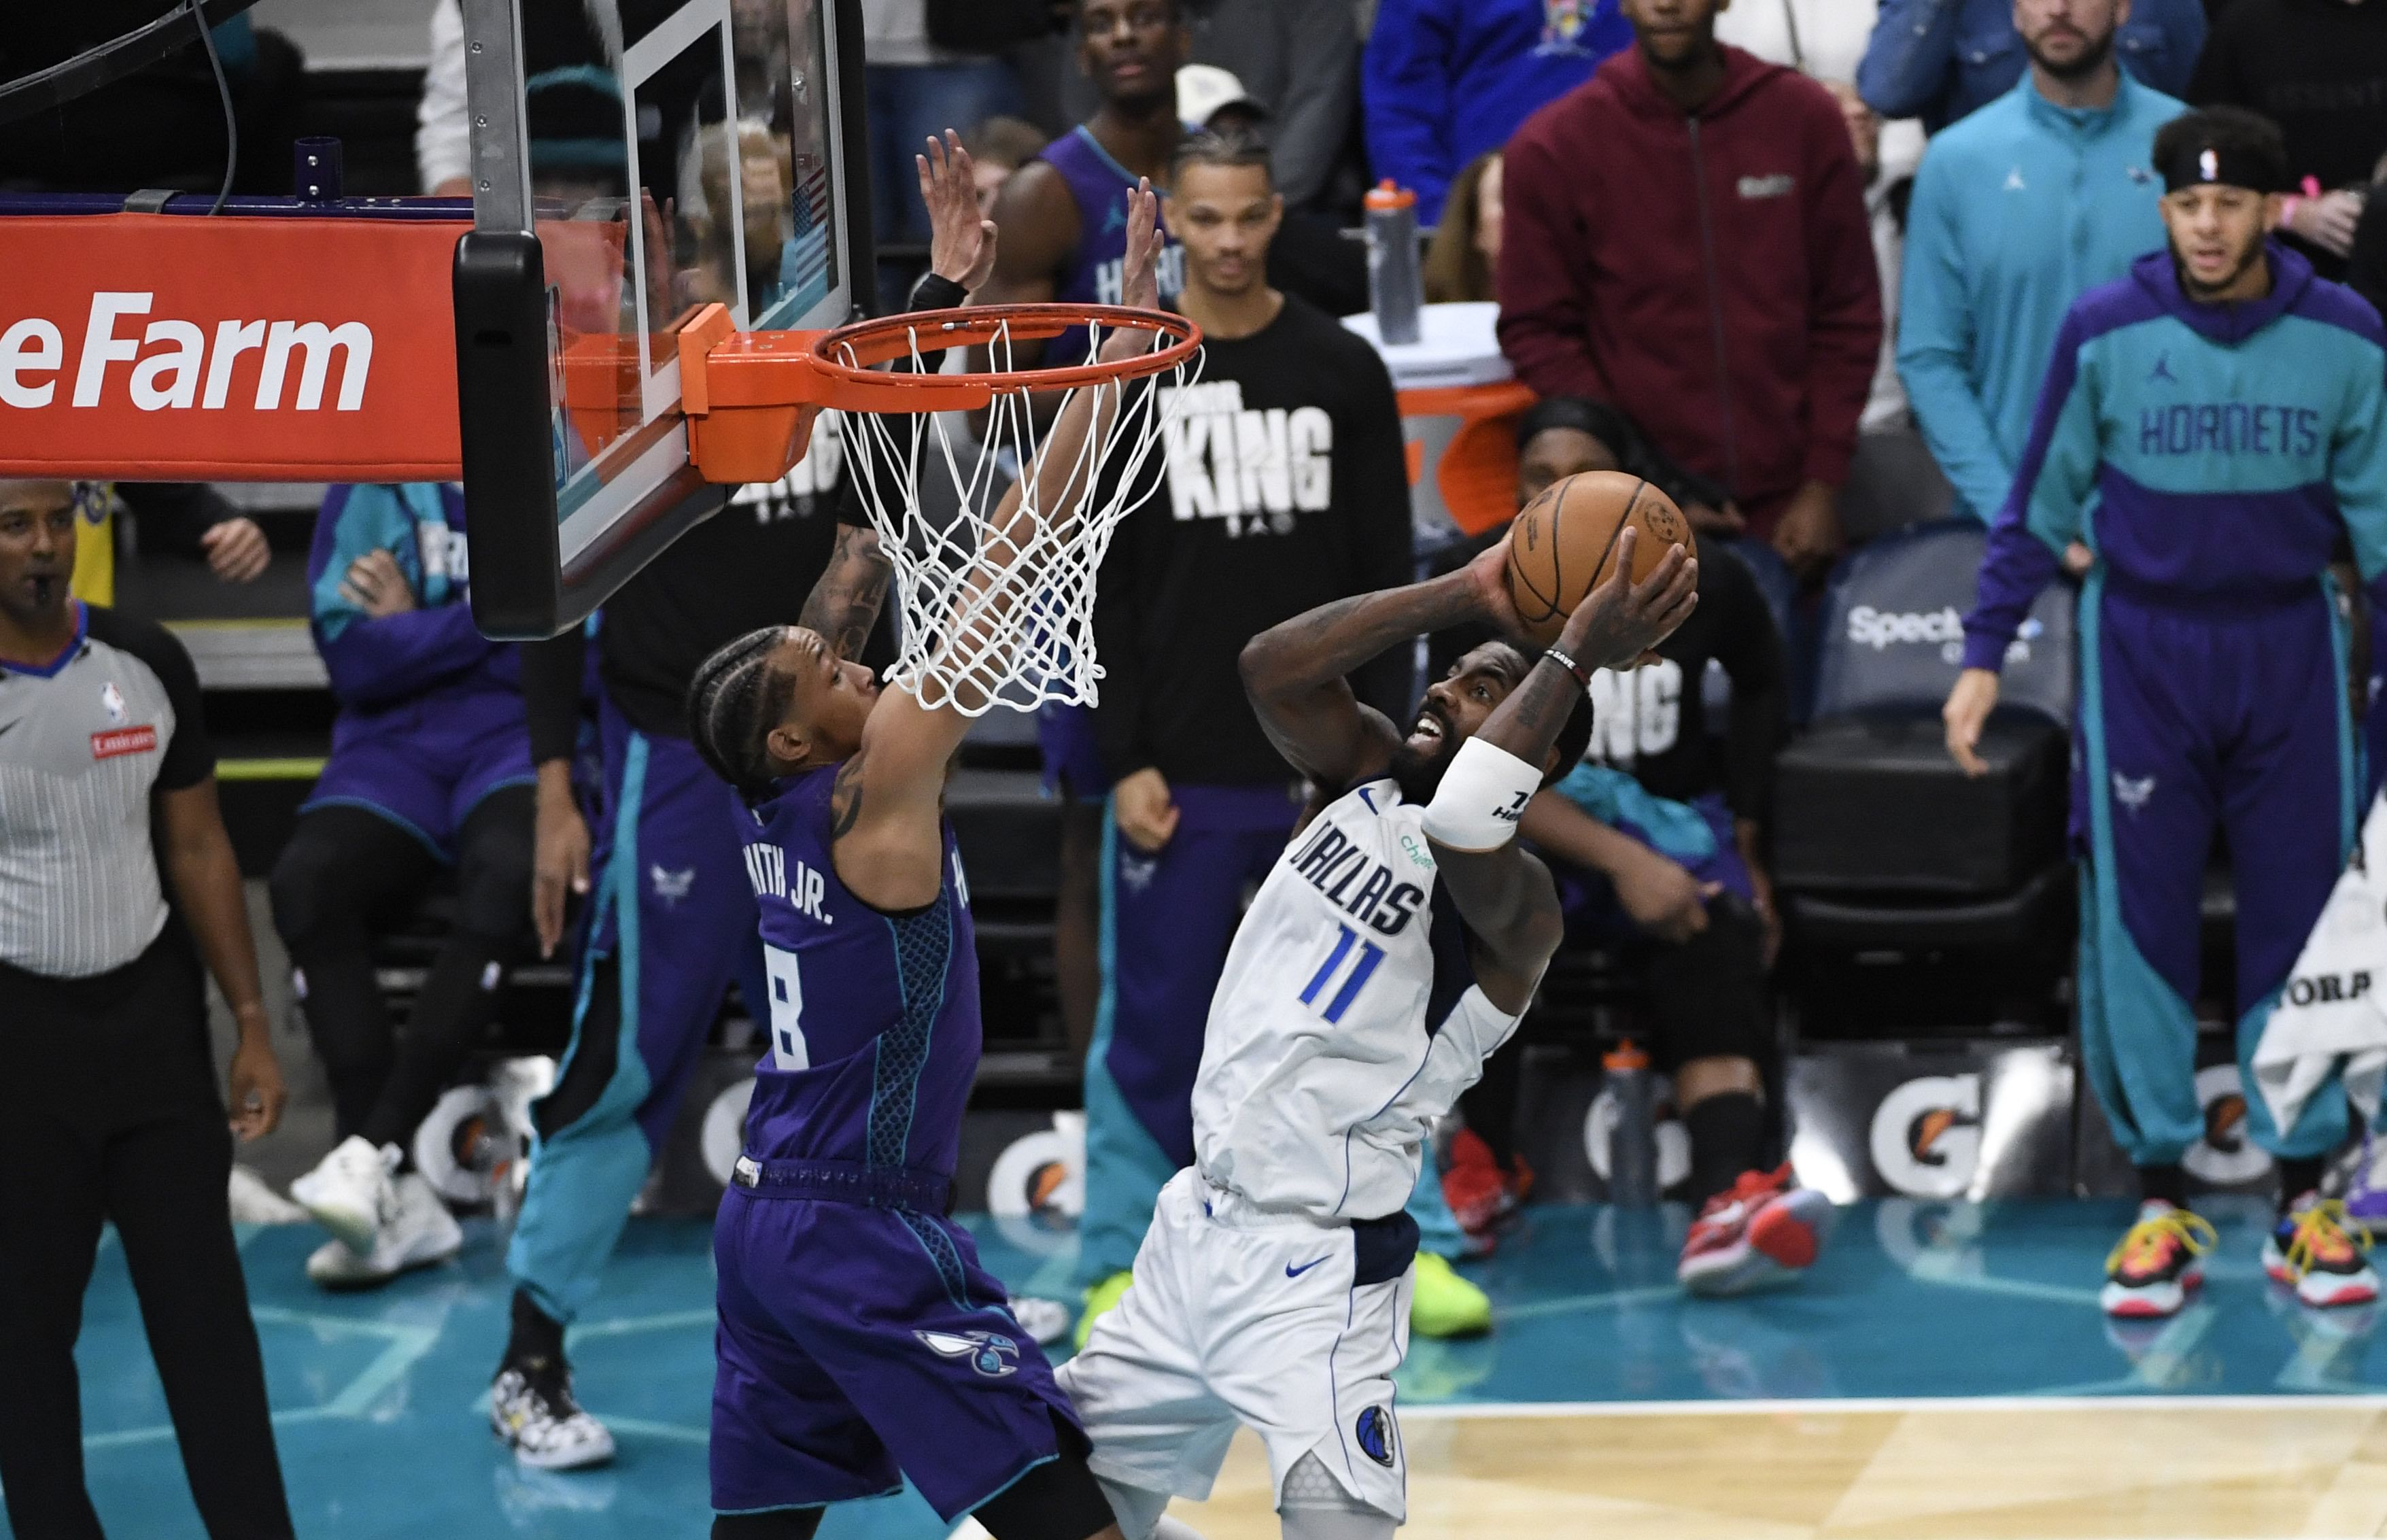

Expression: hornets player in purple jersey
xmin=681 ymin=175 xmax=1169 ymax=1540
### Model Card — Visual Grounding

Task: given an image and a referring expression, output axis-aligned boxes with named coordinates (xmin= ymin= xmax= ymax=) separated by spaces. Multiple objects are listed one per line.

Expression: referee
xmin=0 ymin=479 xmax=295 ymax=1539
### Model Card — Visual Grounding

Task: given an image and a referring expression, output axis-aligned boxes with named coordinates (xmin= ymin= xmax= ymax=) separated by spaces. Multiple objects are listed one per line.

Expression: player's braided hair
xmin=687 ymin=627 xmax=796 ymax=800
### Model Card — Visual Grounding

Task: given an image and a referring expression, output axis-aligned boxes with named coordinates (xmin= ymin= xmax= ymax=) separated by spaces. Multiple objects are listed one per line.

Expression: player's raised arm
xmin=1239 ymin=537 xmax=1530 ymax=792
xmin=829 ymin=179 xmax=1168 ymax=908
xmin=1423 ymin=528 xmax=1697 ymax=1006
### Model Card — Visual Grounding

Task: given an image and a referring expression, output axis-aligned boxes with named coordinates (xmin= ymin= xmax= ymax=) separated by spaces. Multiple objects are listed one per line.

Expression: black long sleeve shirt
xmin=1092 ymin=294 xmax=1415 ymax=787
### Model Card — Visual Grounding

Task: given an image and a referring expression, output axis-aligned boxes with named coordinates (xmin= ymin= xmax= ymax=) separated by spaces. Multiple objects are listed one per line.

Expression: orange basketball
xmin=1502 ymin=472 xmax=1694 ymax=647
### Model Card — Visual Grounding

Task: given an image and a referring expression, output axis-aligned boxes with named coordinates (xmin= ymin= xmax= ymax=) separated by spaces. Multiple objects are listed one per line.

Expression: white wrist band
xmin=1421 ymin=736 xmax=1543 ymax=853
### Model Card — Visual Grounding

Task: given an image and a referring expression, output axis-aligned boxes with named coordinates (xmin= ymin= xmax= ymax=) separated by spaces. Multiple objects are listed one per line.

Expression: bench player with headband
xmin=1059 ymin=530 xmax=1698 ymax=1540
xmin=684 ymin=182 xmax=1173 ymax=1540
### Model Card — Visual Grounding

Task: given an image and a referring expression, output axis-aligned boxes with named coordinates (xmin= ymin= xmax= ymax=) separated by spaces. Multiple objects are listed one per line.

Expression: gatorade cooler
xmin=1341 ymin=301 xmax=1534 ymax=556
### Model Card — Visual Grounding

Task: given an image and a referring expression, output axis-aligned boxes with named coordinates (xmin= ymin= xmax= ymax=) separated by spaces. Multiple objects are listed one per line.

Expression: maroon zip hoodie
xmin=1496 ymin=45 xmax=1881 ymax=534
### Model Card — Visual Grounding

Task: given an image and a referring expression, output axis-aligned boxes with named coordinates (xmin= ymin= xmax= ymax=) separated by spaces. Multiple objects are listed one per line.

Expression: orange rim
xmin=804 ymin=303 xmax=1201 ymax=400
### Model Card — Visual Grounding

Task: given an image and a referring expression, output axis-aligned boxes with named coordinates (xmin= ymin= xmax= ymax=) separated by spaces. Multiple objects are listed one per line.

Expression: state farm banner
xmin=0 ymin=214 xmax=467 ymax=482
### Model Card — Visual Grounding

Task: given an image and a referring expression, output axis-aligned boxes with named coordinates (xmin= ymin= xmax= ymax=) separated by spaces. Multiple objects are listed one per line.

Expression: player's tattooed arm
xmin=827 ymin=753 xmax=868 ymax=842
xmin=799 ymin=524 xmax=893 ymax=663
xmin=1241 ymin=568 xmax=1499 ymax=791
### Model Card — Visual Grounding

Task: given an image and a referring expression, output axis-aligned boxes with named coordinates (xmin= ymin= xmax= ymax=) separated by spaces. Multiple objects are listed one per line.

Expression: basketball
xmin=1502 ymin=472 xmax=1696 ymax=647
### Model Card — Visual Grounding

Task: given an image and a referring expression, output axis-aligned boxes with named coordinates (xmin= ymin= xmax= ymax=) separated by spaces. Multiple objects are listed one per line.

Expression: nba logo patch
xmin=1355 ymin=1405 xmax=1397 ymax=1467
xmin=916 ymin=1329 xmax=1021 ymax=1378
xmin=100 ymin=681 xmax=125 ymax=724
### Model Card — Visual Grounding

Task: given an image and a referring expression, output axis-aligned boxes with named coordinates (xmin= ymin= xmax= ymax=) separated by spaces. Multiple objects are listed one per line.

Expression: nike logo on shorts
xmin=1286 ymin=1256 xmax=1328 ymax=1278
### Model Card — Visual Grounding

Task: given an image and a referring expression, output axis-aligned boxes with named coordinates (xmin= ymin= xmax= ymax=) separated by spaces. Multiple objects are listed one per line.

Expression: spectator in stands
xmin=1177 ymin=0 xmax=1360 ymax=211
xmin=964 ymin=115 xmax=1052 ymax=213
xmin=1422 ymin=152 xmax=1502 ymax=304
xmin=269 ymin=483 xmax=532 ymax=1291
xmin=1072 ymin=125 xmax=1489 ymax=1346
xmin=1430 ymin=403 xmax=1818 ymax=1290
xmin=978 ymin=0 xmax=1190 ymax=1070
xmin=69 ymin=483 xmax=271 ymax=610
xmin=2188 ymin=0 xmax=2387 ymax=281
xmin=1182 ymin=63 xmax=1375 ymax=314
xmin=1364 ymin=0 xmax=1633 ymax=226
xmin=1946 ymin=107 xmax=2387 ymax=1319
xmin=863 ymin=1 xmax=1025 ymax=251
xmin=0 ymin=479 xmax=293 ymax=1540
xmin=1857 ymin=0 xmax=2205 ymax=134
xmin=1498 ymin=0 xmax=1882 ymax=575
xmin=1898 ymin=0 xmax=2182 ymax=532
xmin=1715 ymin=0 xmax=1941 ymax=539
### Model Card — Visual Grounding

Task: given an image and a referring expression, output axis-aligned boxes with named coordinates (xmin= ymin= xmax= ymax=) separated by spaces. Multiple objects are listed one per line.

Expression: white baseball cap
xmin=1176 ymin=64 xmax=1267 ymax=129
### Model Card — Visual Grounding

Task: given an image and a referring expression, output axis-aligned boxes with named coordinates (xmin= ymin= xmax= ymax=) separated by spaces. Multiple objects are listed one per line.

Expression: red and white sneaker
xmin=2265 ymin=1194 xmax=2380 ymax=1309
xmin=1677 ymin=1165 xmax=1836 ymax=1297
xmin=2100 ymin=1200 xmax=2215 ymax=1318
xmin=1442 ymin=1127 xmax=1532 ymax=1256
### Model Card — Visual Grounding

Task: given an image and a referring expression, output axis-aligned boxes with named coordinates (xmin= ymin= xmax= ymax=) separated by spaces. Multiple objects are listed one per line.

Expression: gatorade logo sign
xmin=1 ymin=213 xmax=465 ymax=482
xmin=2183 ymin=1063 xmax=2271 ymax=1186
xmin=1868 ymin=1074 xmax=1982 ymax=1199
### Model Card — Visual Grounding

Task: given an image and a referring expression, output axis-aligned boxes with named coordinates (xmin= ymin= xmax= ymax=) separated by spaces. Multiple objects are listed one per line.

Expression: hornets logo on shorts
xmin=1355 ymin=1405 xmax=1396 ymax=1467
xmin=915 ymin=1329 xmax=1021 ymax=1378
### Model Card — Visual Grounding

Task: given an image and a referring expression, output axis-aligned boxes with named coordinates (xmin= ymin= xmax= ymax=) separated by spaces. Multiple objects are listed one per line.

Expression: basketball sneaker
xmin=1443 ymin=1127 xmax=1532 ymax=1256
xmin=1074 ymin=1270 xmax=1135 ymax=1350
xmin=2099 ymin=1200 xmax=2214 ymax=1318
xmin=1008 ymin=1295 xmax=1071 ymax=1346
xmin=491 ymin=1358 xmax=615 ymax=1471
xmin=291 ymin=1135 xmax=400 ymax=1252
xmin=2264 ymin=1194 xmax=2380 ymax=1309
xmin=1409 ymin=1251 xmax=1492 ymax=1338
xmin=305 ymin=1173 xmax=464 ymax=1290
xmin=1677 ymin=1165 xmax=1835 ymax=1297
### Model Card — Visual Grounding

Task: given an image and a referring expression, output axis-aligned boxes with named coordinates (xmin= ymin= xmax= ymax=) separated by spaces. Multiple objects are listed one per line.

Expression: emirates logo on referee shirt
xmin=90 ymin=726 xmax=156 ymax=759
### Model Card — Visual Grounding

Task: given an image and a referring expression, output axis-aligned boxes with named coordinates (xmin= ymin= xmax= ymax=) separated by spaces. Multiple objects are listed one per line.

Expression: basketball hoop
xmin=679 ymin=301 xmax=1202 ymax=716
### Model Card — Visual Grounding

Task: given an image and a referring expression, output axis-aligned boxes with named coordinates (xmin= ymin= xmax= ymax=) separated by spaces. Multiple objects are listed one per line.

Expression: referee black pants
xmin=0 ymin=937 xmax=294 ymax=1539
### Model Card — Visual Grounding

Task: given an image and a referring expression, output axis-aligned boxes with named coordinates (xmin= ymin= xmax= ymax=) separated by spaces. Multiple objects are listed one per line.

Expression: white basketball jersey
xmin=1192 ymin=777 xmax=1523 ymax=1223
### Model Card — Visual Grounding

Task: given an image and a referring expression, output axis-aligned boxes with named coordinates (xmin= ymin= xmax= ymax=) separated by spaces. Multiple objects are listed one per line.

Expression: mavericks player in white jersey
xmin=1059 ymin=530 xmax=1698 ymax=1539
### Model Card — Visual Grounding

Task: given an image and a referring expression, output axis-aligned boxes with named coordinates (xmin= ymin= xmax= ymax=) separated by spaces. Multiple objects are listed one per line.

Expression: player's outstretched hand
xmin=1119 ymin=177 xmax=1162 ymax=313
xmin=1562 ymin=526 xmax=1696 ymax=671
xmin=918 ymin=131 xmax=997 ymax=294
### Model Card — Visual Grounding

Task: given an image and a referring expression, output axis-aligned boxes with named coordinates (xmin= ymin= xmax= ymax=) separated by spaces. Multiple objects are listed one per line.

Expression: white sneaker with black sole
xmin=291 ymin=1135 xmax=400 ymax=1252
xmin=491 ymin=1363 xmax=616 ymax=1471
xmin=305 ymin=1173 xmax=464 ymax=1290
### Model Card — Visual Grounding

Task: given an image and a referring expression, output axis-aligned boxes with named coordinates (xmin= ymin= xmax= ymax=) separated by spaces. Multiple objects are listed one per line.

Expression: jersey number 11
xmin=1300 ymin=923 xmax=1385 ymax=1025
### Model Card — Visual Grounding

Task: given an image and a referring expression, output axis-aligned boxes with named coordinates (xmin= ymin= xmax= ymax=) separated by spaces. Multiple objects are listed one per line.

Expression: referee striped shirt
xmin=0 ymin=604 xmax=213 ymax=978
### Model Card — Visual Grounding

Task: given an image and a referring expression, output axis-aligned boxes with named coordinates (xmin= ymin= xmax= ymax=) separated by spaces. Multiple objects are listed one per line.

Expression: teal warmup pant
xmin=2076 ymin=572 xmax=2360 ymax=1167
xmin=507 ymin=702 xmax=768 ymax=1322
xmin=1076 ymin=785 xmax=1464 ymax=1287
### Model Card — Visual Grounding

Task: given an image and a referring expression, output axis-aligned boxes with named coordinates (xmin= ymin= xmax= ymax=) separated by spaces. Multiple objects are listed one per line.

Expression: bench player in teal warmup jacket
xmin=1944 ymin=107 xmax=2387 ymax=1320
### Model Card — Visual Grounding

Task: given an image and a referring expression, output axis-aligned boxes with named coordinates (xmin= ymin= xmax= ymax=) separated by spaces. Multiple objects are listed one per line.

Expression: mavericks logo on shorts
xmin=916 ymin=1329 xmax=1020 ymax=1378
xmin=1355 ymin=1405 xmax=1397 ymax=1468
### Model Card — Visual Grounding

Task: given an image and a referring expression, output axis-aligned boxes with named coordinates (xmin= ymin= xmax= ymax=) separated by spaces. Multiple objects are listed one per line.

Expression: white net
xmin=835 ymin=313 xmax=1200 ymax=717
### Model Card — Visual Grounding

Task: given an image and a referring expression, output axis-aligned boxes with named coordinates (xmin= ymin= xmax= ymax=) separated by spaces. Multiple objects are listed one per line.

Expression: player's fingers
xmin=1683 ymin=901 xmax=1709 ymax=934
xmin=534 ymin=874 xmax=564 ymax=957
xmin=1601 ymin=526 xmax=1639 ymax=592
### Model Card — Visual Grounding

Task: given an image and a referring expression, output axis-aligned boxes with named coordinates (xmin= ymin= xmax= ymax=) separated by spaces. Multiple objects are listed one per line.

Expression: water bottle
xmin=1603 ymin=1039 xmax=1659 ymax=1210
xmin=1364 ymin=179 xmax=1423 ymax=347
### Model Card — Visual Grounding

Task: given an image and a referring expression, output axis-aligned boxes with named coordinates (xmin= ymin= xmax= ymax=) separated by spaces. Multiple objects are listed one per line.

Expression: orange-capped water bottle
xmin=1602 ymin=1039 xmax=1659 ymax=1209
xmin=1363 ymin=179 xmax=1423 ymax=345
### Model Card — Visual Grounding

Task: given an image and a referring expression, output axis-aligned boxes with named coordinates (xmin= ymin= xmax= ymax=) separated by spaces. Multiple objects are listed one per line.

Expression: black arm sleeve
xmin=114 ymin=481 xmax=240 ymax=560
xmin=1707 ymin=549 xmax=1786 ymax=825
xmin=1343 ymin=351 xmax=1420 ymax=722
xmin=91 ymin=610 xmax=213 ymax=789
xmin=522 ymin=627 xmax=587 ymax=766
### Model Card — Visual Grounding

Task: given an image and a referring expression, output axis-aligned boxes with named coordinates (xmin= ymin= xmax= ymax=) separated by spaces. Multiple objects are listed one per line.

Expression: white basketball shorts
xmin=1056 ymin=1168 xmax=1412 ymax=1520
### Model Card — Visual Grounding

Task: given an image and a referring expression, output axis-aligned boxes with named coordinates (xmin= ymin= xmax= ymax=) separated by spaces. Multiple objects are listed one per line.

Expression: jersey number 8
xmin=763 ymin=944 xmax=809 ymax=1070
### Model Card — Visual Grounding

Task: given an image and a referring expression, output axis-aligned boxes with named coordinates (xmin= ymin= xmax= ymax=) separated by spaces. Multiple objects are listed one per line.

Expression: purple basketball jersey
xmin=738 ymin=765 xmax=980 ymax=1176
xmin=1039 ymin=125 xmax=1184 ymax=366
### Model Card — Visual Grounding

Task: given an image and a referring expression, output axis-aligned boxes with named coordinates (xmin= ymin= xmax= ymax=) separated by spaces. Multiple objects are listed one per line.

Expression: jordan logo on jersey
xmin=744 ymin=843 xmax=834 ymax=925
xmin=1158 ymin=380 xmax=1334 ymax=537
xmin=1286 ymin=821 xmax=1424 ymax=936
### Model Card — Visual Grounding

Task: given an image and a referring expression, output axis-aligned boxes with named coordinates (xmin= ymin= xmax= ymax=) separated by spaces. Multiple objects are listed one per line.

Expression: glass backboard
xmin=453 ymin=0 xmax=868 ymax=638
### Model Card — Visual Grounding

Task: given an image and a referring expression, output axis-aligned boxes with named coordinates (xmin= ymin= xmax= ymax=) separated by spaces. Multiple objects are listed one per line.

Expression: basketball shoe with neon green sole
xmin=1409 ymin=1252 xmax=1492 ymax=1338
xmin=1075 ymin=1270 xmax=1135 ymax=1350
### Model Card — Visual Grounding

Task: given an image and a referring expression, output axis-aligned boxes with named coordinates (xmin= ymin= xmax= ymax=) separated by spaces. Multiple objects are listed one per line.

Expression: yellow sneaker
xmin=1409 ymin=1251 xmax=1492 ymax=1339
xmin=1074 ymin=1270 xmax=1134 ymax=1350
